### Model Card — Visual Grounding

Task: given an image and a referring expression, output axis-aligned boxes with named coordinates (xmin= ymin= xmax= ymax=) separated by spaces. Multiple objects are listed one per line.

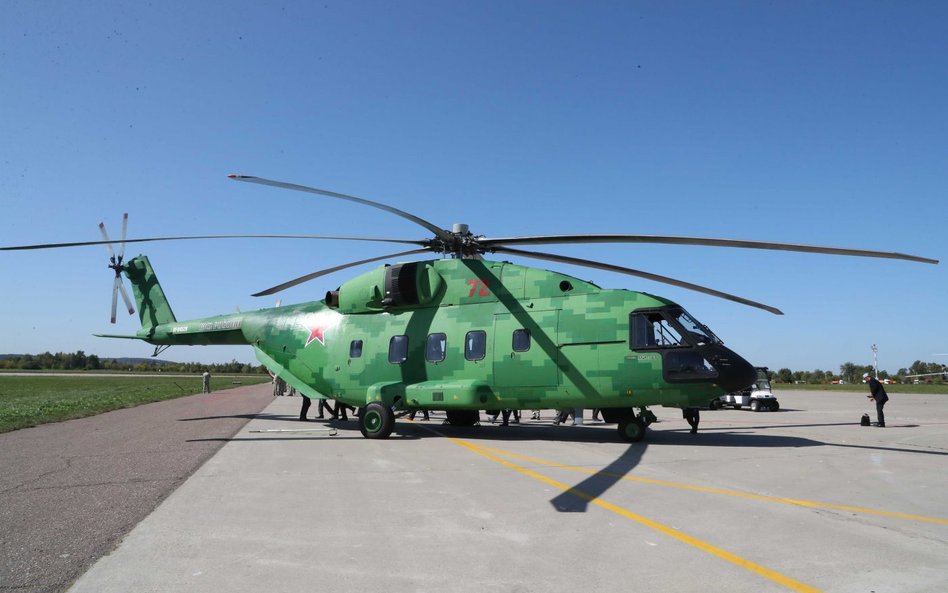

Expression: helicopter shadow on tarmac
xmin=544 ymin=427 xmax=829 ymax=512
xmin=181 ymin=412 xmax=946 ymax=512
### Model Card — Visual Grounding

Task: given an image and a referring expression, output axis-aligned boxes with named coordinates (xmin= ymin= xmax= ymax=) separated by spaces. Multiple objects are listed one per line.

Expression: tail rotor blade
xmin=118 ymin=213 xmax=129 ymax=262
xmin=117 ymin=279 xmax=135 ymax=315
xmin=110 ymin=277 xmax=120 ymax=324
xmin=98 ymin=222 xmax=116 ymax=262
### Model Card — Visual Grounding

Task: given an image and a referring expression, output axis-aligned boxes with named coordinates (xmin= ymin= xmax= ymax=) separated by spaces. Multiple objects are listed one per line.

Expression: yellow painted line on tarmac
xmin=472 ymin=444 xmax=948 ymax=526
xmin=449 ymin=437 xmax=824 ymax=593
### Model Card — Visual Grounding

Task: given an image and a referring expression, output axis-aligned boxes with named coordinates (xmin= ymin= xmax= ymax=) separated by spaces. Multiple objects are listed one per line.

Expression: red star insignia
xmin=305 ymin=325 xmax=326 ymax=347
xmin=301 ymin=310 xmax=340 ymax=348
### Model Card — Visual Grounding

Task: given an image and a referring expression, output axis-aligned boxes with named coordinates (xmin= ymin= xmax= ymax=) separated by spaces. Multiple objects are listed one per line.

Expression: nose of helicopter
xmin=699 ymin=344 xmax=757 ymax=393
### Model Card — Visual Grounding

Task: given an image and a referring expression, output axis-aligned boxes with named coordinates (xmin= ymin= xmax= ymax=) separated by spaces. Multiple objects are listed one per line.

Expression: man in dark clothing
xmin=863 ymin=372 xmax=889 ymax=427
xmin=317 ymin=398 xmax=336 ymax=419
xmin=682 ymin=408 xmax=700 ymax=434
xmin=500 ymin=409 xmax=520 ymax=426
xmin=335 ymin=401 xmax=356 ymax=421
xmin=299 ymin=395 xmax=312 ymax=422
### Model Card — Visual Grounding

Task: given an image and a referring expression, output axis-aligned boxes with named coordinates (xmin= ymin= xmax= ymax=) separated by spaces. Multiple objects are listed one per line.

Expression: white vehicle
xmin=712 ymin=367 xmax=779 ymax=411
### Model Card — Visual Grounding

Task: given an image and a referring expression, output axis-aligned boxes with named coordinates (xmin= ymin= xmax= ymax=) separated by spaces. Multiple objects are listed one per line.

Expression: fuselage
xmin=132 ymin=257 xmax=754 ymax=412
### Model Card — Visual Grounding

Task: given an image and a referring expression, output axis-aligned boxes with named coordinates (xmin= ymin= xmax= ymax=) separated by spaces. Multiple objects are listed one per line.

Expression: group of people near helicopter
xmin=273 ymin=376 xmax=706 ymax=432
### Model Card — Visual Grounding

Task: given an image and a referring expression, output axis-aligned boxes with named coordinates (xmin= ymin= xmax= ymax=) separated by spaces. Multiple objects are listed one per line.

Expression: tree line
xmin=771 ymin=360 xmax=947 ymax=384
xmin=0 ymin=351 xmax=267 ymax=374
xmin=4 ymin=351 xmax=944 ymax=384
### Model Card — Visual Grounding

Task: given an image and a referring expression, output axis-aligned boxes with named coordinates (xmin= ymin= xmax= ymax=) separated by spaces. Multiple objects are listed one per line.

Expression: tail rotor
xmin=99 ymin=213 xmax=135 ymax=323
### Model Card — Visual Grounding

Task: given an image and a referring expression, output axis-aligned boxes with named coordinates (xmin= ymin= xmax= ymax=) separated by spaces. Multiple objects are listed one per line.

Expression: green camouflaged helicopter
xmin=3 ymin=176 xmax=938 ymax=442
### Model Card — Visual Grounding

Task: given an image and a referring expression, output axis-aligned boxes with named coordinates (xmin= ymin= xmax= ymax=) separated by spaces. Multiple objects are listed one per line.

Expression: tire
xmin=770 ymin=401 xmax=780 ymax=412
xmin=709 ymin=399 xmax=722 ymax=410
xmin=360 ymin=402 xmax=395 ymax=439
xmin=750 ymin=400 xmax=760 ymax=412
xmin=618 ymin=417 xmax=646 ymax=442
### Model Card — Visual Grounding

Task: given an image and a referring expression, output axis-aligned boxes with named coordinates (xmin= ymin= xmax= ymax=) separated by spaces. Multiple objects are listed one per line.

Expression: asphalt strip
xmin=0 ymin=382 xmax=275 ymax=593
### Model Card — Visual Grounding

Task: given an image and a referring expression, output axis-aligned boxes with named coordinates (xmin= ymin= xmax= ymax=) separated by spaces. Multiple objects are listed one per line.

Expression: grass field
xmin=0 ymin=374 xmax=271 ymax=434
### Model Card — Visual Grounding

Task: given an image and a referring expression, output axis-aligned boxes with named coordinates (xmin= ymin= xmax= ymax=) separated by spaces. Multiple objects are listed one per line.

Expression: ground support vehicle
xmin=712 ymin=367 xmax=779 ymax=411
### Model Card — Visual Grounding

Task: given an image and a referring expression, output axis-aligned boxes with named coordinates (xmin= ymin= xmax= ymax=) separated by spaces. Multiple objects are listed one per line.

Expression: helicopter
xmin=2 ymin=176 xmax=939 ymax=442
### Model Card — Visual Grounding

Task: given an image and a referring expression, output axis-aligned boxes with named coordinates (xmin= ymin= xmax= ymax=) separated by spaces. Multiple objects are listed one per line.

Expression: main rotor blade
xmin=228 ymin=175 xmax=455 ymax=244
xmin=252 ymin=248 xmax=431 ymax=297
xmin=482 ymin=234 xmax=939 ymax=265
xmin=492 ymin=246 xmax=784 ymax=315
xmin=1 ymin=234 xmax=426 ymax=251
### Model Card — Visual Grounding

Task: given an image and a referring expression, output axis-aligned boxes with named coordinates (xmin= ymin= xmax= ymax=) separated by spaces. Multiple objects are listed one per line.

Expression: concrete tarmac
xmin=65 ymin=390 xmax=948 ymax=593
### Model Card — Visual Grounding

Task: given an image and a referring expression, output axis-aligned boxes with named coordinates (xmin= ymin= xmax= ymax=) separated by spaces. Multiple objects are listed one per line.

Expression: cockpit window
xmin=630 ymin=311 xmax=685 ymax=348
xmin=664 ymin=350 xmax=719 ymax=379
xmin=630 ymin=307 xmax=720 ymax=350
xmin=629 ymin=307 xmax=723 ymax=383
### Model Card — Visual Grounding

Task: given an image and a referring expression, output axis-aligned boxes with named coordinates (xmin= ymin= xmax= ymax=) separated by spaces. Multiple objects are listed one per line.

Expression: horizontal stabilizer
xmin=93 ymin=333 xmax=148 ymax=340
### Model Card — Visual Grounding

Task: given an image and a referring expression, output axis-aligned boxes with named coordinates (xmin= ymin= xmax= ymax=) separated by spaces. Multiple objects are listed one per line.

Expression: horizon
xmin=2 ymin=349 xmax=942 ymax=378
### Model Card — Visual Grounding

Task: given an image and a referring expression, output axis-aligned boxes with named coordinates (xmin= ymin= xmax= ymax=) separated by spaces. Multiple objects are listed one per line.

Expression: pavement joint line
xmin=247 ymin=427 xmax=338 ymax=435
xmin=472 ymin=444 xmax=948 ymax=526
xmin=445 ymin=435 xmax=824 ymax=593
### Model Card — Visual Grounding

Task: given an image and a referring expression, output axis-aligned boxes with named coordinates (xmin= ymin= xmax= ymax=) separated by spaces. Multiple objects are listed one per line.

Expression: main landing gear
xmin=358 ymin=405 xmax=481 ymax=438
xmin=618 ymin=415 xmax=646 ymax=442
xmin=612 ymin=407 xmax=655 ymax=443
xmin=359 ymin=402 xmax=395 ymax=439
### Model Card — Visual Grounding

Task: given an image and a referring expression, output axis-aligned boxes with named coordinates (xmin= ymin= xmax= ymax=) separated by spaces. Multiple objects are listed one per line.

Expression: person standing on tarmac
xmin=863 ymin=372 xmax=889 ymax=427
xmin=317 ymin=397 xmax=335 ymax=419
xmin=299 ymin=395 xmax=312 ymax=422
xmin=682 ymin=408 xmax=700 ymax=434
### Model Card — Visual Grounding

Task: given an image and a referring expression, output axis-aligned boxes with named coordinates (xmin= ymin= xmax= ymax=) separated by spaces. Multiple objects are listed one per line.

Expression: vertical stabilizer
xmin=123 ymin=255 xmax=177 ymax=330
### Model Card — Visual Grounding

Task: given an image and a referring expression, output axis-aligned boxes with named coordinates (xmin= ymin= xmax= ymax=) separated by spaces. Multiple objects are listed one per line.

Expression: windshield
xmin=672 ymin=309 xmax=721 ymax=345
xmin=755 ymin=368 xmax=771 ymax=390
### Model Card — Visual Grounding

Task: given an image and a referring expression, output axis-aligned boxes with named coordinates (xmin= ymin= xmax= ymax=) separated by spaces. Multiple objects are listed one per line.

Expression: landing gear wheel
xmin=618 ymin=416 xmax=647 ymax=442
xmin=360 ymin=402 xmax=395 ymax=439
xmin=750 ymin=400 xmax=760 ymax=412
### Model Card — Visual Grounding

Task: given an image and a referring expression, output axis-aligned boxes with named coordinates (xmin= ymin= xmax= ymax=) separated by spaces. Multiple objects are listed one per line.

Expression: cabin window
xmin=349 ymin=340 xmax=363 ymax=358
xmin=512 ymin=328 xmax=531 ymax=352
xmin=388 ymin=335 xmax=409 ymax=364
xmin=464 ymin=330 xmax=487 ymax=361
xmin=426 ymin=333 xmax=447 ymax=363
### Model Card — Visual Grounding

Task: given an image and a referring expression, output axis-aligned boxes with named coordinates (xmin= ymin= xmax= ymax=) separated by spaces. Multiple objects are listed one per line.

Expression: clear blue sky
xmin=1 ymin=1 xmax=945 ymax=373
